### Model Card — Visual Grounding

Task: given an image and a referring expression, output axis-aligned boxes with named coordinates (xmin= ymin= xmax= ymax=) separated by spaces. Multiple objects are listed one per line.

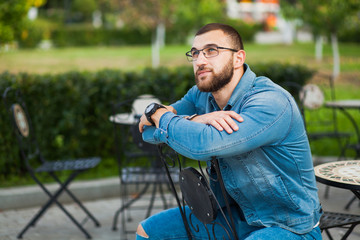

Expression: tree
xmin=117 ymin=0 xmax=226 ymax=68
xmin=280 ymin=0 xmax=360 ymax=79
xmin=0 ymin=0 xmax=46 ymax=45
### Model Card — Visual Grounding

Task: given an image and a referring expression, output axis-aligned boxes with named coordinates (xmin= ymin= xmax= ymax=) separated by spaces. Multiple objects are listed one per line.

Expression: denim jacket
xmin=142 ymin=64 xmax=322 ymax=234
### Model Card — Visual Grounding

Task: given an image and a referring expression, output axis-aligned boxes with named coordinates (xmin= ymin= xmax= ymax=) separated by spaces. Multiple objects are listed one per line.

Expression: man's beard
xmin=195 ymin=58 xmax=234 ymax=93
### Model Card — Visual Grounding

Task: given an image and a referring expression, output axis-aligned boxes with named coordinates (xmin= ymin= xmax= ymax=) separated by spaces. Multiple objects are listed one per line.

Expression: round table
xmin=314 ymin=160 xmax=360 ymax=191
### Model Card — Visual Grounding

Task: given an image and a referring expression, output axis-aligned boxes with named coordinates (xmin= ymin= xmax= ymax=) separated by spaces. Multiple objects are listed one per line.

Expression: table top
xmin=325 ymin=100 xmax=360 ymax=109
xmin=109 ymin=113 xmax=140 ymax=125
xmin=314 ymin=160 xmax=360 ymax=190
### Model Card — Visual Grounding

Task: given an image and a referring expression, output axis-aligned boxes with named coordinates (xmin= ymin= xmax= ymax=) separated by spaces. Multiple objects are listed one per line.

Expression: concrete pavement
xmin=1 ymin=165 xmax=360 ymax=240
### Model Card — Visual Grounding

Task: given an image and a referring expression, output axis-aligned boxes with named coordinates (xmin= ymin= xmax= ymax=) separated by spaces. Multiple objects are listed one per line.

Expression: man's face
xmin=192 ymin=30 xmax=235 ymax=93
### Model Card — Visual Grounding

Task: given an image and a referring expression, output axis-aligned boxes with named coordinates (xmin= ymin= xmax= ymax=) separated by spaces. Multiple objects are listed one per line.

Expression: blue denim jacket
xmin=142 ymin=64 xmax=322 ymax=234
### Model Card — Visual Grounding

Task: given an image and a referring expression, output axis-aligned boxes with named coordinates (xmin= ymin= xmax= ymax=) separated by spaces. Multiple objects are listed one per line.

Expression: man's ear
xmin=234 ymin=50 xmax=246 ymax=69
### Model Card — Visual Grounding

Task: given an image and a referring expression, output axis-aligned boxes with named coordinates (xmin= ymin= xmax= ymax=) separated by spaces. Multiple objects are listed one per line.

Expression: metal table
xmin=109 ymin=113 xmax=139 ymax=125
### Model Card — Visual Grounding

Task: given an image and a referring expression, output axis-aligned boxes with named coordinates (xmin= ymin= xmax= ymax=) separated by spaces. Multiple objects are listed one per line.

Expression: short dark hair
xmin=195 ymin=23 xmax=244 ymax=50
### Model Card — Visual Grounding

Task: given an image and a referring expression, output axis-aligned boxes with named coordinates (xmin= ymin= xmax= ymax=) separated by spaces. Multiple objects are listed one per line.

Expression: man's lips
xmin=197 ymin=69 xmax=212 ymax=77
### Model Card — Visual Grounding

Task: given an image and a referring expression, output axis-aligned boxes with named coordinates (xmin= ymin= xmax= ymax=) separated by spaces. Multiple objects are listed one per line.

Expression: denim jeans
xmin=136 ymin=206 xmax=322 ymax=240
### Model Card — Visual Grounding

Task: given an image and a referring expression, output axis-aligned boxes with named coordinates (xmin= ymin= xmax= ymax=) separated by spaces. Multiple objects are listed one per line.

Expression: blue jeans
xmin=136 ymin=206 xmax=322 ymax=240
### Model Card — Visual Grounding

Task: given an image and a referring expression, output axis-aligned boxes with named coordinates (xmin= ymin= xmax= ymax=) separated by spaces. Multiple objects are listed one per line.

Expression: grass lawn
xmin=1 ymin=42 xmax=360 ymax=77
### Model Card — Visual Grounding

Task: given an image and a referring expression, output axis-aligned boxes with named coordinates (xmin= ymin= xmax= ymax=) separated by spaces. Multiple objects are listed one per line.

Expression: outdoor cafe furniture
xmin=3 ymin=87 xmax=101 ymax=239
xmin=109 ymin=95 xmax=180 ymax=238
xmin=314 ymin=160 xmax=360 ymax=239
xmin=325 ymin=100 xmax=360 ymax=159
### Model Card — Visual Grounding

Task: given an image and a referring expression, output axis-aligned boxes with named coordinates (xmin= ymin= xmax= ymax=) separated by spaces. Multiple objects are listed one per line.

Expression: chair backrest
xmin=2 ymin=87 xmax=43 ymax=169
xmin=111 ymin=94 xmax=162 ymax=170
xmin=299 ymin=74 xmax=341 ymax=132
xmin=299 ymin=84 xmax=325 ymax=110
xmin=131 ymin=94 xmax=161 ymax=117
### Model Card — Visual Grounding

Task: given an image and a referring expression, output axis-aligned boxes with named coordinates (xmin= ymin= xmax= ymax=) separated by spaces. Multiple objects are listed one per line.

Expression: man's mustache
xmin=196 ymin=65 xmax=212 ymax=76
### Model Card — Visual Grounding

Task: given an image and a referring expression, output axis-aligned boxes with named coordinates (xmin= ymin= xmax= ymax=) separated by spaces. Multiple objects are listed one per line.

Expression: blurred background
xmin=0 ymin=0 xmax=359 ymax=187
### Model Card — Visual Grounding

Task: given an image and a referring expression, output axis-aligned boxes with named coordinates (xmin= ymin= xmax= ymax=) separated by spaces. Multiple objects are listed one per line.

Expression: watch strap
xmin=145 ymin=103 xmax=166 ymax=125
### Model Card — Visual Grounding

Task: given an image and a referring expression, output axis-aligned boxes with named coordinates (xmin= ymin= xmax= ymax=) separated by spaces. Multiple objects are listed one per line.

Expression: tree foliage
xmin=280 ymin=0 xmax=360 ymax=36
xmin=117 ymin=0 xmax=226 ymax=32
xmin=0 ymin=0 xmax=46 ymax=44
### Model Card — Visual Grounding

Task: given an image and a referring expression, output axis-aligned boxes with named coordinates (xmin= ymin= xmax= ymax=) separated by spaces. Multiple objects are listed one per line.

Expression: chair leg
xmin=341 ymin=224 xmax=357 ymax=240
xmin=18 ymin=173 xmax=92 ymax=239
xmin=324 ymin=229 xmax=334 ymax=240
xmin=145 ymin=182 xmax=158 ymax=219
xmin=50 ymin=172 xmax=101 ymax=227
xmin=112 ymin=182 xmax=151 ymax=231
xmin=158 ymin=182 xmax=169 ymax=209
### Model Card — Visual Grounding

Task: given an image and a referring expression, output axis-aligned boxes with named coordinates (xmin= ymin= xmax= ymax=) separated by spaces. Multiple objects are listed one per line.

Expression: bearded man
xmin=137 ymin=23 xmax=322 ymax=240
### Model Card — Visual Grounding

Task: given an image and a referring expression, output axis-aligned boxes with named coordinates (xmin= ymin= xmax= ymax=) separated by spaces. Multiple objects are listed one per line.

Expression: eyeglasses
xmin=185 ymin=46 xmax=238 ymax=62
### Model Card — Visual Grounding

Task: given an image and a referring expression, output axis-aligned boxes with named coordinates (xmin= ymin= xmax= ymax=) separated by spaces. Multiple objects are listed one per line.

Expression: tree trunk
xmin=315 ymin=35 xmax=323 ymax=62
xmin=151 ymin=23 xmax=165 ymax=68
xmin=331 ymin=32 xmax=340 ymax=80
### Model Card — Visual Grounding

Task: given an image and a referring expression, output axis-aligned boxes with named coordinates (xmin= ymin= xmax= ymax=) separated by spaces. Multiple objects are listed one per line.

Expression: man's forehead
xmin=192 ymin=30 xmax=229 ymax=49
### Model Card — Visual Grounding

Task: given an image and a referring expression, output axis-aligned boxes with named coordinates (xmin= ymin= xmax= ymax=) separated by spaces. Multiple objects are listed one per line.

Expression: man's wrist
xmin=151 ymin=108 xmax=169 ymax=127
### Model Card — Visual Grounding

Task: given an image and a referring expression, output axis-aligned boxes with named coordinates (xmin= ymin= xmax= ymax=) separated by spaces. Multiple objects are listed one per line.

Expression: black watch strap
xmin=145 ymin=103 xmax=166 ymax=125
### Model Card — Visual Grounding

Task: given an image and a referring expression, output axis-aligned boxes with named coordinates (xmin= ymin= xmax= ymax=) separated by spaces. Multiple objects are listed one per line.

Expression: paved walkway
xmin=1 ymin=181 xmax=360 ymax=240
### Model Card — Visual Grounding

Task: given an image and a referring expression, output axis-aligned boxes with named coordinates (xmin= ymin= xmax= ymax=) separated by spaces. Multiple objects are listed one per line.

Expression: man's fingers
xmin=139 ymin=114 xmax=151 ymax=133
xmin=216 ymin=116 xmax=238 ymax=134
xmin=228 ymin=111 xmax=244 ymax=122
xmin=209 ymin=120 xmax=224 ymax=132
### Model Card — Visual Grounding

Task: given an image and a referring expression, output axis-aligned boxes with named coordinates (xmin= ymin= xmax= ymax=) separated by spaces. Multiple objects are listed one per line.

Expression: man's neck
xmin=212 ymin=69 xmax=243 ymax=110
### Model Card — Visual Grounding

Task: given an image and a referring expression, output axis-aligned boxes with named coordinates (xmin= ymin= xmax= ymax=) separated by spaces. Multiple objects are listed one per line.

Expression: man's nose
xmin=195 ymin=51 xmax=208 ymax=65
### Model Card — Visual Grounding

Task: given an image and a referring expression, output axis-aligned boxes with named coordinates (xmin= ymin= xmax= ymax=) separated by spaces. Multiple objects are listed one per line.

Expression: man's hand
xmin=192 ymin=111 xmax=243 ymax=134
xmin=138 ymin=105 xmax=175 ymax=133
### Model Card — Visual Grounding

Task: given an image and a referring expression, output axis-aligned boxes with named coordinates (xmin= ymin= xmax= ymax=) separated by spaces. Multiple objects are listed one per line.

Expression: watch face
xmin=145 ymin=103 xmax=155 ymax=114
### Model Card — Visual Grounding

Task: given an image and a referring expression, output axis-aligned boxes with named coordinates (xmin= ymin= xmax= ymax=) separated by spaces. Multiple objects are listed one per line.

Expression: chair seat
xmin=121 ymin=167 xmax=179 ymax=183
xmin=36 ymin=157 xmax=101 ymax=172
xmin=320 ymin=211 xmax=360 ymax=230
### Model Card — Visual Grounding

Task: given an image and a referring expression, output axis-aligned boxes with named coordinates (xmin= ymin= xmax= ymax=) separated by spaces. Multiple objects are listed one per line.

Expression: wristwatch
xmin=144 ymin=102 xmax=166 ymax=125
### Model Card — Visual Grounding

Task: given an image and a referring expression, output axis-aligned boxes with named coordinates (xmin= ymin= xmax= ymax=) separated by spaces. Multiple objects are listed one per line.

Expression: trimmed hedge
xmin=0 ymin=63 xmax=314 ymax=180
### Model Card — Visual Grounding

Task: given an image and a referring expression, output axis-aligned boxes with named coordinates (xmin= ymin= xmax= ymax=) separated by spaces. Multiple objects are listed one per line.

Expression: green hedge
xmin=0 ymin=63 xmax=314 ymax=182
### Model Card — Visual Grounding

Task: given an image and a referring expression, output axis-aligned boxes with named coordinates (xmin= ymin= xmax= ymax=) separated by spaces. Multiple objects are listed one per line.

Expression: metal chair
xmin=2 ymin=87 xmax=101 ymax=239
xmin=320 ymin=211 xmax=360 ymax=240
xmin=111 ymin=95 xmax=180 ymax=238
xmin=300 ymin=74 xmax=353 ymax=160
xmin=300 ymin=83 xmax=352 ymax=160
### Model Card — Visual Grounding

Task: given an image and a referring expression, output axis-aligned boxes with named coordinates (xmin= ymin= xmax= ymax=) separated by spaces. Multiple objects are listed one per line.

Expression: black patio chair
xmin=281 ymin=78 xmax=352 ymax=163
xmin=320 ymin=211 xmax=360 ymax=240
xmin=2 ymin=87 xmax=101 ymax=239
xmin=110 ymin=95 xmax=181 ymax=238
xmin=300 ymin=81 xmax=352 ymax=161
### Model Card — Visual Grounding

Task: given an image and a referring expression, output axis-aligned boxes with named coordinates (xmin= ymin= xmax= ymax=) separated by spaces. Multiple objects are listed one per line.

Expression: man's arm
xmin=140 ymin=92 xmax=293 ymax=161
xmin=139 ymin=109 xmax=243 ymax=134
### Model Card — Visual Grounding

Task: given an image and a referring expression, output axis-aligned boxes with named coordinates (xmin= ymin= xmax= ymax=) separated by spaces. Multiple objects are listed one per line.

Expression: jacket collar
xmin=208 ymin=63 xmax=256 ymax=110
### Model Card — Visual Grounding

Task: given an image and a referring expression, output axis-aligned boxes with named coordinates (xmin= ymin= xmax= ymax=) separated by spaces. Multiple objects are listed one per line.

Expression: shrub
xmin=0 ymin=63 xmax=313 ymax=184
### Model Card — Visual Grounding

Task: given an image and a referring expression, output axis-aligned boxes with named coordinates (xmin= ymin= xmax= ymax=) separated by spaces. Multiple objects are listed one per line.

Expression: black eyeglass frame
xmin=185 ymin=46 xmax=239 ymax=62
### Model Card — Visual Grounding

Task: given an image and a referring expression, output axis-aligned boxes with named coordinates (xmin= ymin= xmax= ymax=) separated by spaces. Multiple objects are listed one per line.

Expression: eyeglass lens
xmin=191 ymin=47 xmax=218 ymax=60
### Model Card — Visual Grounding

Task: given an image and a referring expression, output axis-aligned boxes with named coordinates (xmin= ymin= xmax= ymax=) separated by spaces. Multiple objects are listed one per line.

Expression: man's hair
xmin=195 ymin=23 xmax=244 ymax=50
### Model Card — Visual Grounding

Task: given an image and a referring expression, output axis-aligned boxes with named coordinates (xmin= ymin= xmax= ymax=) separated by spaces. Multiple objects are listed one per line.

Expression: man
xmin=137 ymin=23 xmax=322 ymax=239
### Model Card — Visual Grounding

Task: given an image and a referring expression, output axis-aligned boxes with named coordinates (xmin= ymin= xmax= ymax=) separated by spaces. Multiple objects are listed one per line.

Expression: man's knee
xmin=136 ymin=224 xmax=149 ymax=238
